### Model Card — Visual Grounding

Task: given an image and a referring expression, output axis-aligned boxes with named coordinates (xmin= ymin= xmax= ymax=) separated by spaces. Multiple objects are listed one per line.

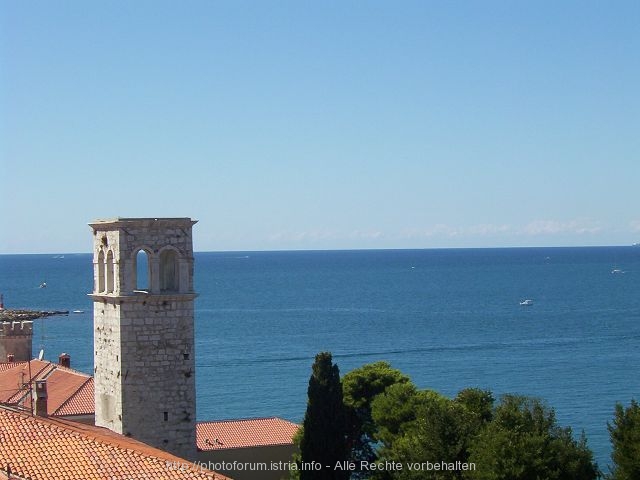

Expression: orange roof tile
xmin=0 ymin=360 xmax=52 ymax=403
xmin=0 ymin=407 xmax=230 ymax=480
xmin=196 ymin=417 xmax=299 ymax=451
xmin=54 ymin=377 xmax=94 ymax=416
xmin=0 ymin=360 xmax=94 ymax=417
xmin=0 ymin=360 xmax=27 ymax=372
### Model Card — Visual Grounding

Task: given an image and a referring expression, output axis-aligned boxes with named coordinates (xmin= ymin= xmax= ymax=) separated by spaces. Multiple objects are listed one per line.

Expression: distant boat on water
xmin=611 ymin=268 xmax=625 ymax=274
xmin=72 ymin=310 xmax=84 ymax=314
xmin=520 ymin=299 xmax=534 ymax=306
xmin=39 ymin=282 xmax=47 ymax=288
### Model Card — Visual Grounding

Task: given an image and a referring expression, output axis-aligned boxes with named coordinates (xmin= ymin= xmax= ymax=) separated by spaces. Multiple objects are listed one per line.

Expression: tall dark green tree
xmin=299 ymin=352 xmax=350 ymax=480
xmin=607 ymin=399 xmax=640 ymax=480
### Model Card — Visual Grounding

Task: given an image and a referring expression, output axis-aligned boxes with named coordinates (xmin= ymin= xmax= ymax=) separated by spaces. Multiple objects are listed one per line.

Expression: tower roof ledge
xmin=89 ymin=218 xmax=197 ymax=229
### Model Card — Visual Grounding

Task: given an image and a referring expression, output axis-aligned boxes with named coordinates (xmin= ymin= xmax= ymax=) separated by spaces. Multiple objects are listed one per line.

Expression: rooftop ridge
xmin=0 ymin=359 xmax=90 ymax=377
xmin=45 ymin=361 xmax=91 ymax=377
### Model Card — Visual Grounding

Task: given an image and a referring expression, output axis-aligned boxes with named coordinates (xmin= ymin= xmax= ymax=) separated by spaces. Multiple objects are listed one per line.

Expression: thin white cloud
xmin=400 ymin=224 xmax=511 ymax=239
xmin=519 ymin=219 xmax=602 ymax=236
xmin=629 ymin=220 xmax=640 ymax=232
xmin=268 ymin=230 xmax=338 ymax=243
xmin=267 ymin=229 xmax=383 ymax=244
xmin=347 ymin=230 xmax=384 ymax=240
xmin=465 ymin=224 xmax=512 ymax=236
xmin=265 ymin=219 xmax=608 ymax=249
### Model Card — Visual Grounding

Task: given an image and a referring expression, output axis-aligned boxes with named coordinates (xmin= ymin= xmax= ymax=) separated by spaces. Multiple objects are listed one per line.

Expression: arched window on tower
xmin=135 ymin=249 xmax=150 ymax=292
xmin=106 ymin=251 xmax=115 ymax=293
xmin=160 ymin=249 xmax=179 ymax=292
xmin=97 ymin=251 xmax=105 ymax=293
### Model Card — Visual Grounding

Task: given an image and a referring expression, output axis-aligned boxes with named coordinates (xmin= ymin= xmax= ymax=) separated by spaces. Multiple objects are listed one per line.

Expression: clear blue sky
xmin=1 ymin=1 xmax=638 ymax=253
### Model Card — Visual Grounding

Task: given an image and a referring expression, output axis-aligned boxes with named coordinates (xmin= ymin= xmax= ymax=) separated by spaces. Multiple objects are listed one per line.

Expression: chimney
xmin=6 ymin=353 xmax=14 ymax=362
xmin=58 ymin=352 xmax=71 ymax=368
xmin=33 ymin=379 xmax=48 ymax=417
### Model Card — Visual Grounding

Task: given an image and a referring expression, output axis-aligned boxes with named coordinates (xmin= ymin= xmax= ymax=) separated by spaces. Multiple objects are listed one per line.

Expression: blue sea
xmin=1 ymin=247 xmax=639 ymax=469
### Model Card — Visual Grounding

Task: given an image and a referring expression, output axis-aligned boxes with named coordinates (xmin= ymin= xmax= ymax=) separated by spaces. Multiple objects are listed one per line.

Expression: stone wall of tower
xmin=93 ymin=296 xmax=196 ymax=456
xmin=93 ymin=301 xmax=123 ymax=433
xmin=0 ymin=321 xmax=33 ymax=362
xmin=90 ymin=218 xmax=197 ymax=461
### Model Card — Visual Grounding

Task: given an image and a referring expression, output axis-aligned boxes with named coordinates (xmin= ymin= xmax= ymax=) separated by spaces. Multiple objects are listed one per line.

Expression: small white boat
xmin=39 ymin=282 xmax=47 ymax=288
xmin=611 ymin=269 xmax=624 ymax=274
xmin=520 ymin=299 xmax=534 ymax=306
xmin=72 ymin=310 xmax=84 ymax=314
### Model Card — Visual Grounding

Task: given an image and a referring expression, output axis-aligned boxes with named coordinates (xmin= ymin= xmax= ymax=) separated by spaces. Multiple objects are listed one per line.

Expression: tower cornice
xmin=89 ymin=293 xmax=198 ymax=303
xmin=89 ymin=218 xmax=198 ymax=231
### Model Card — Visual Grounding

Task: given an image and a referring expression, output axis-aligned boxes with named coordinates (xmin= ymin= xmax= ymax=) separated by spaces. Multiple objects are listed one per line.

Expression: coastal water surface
xmin=1 ymin=246 xmax=639 ymax=469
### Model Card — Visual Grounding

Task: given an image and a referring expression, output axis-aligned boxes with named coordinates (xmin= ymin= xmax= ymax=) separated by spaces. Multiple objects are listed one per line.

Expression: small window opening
xmin=97 ymin=251 xmax=105 ymax=293
xmin=135 ymin=250 xmax=150 ymax=291
xmin=106 ymin=251 xmax=114 ymax=293
xmin=164 ymin=412 xmax=169 ymax=421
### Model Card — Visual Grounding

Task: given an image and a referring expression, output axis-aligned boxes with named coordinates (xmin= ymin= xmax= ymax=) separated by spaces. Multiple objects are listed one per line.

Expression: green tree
xmin=467 ymin=395 xmax=599 ymax=480
xmin=454 ymin=388 xmax=494 ymax=431
xmin=607 ymin=399 xmax=640 ymax=480
xmin=299 ymin=352 xmax=350 ymax=480
xmin=289 ymin=427 xmax=304 ymax=480
xmin=343 ymin=361 xmax=411 ymax=477
xmin=372 ymin=388 xmax=479 ymax=479
xmin=371 ymin=382 xmax=423 ymax=449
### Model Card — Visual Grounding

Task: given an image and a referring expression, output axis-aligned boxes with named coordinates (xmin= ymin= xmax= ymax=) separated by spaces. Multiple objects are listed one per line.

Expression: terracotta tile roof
xmin=0 ymin=360 xmax=27 ymax=372
xmin=0 ymin=360 xmax=51 ymax=404
xmin=0 ymin=360 xmax=94 ymax=417
xmin=196 ymin=417 xmax=300 ymax=451
xmin=0 ymin=407 xmax=230 ymax=480
xmin=54 ymin=377 xmax=94 ymax=416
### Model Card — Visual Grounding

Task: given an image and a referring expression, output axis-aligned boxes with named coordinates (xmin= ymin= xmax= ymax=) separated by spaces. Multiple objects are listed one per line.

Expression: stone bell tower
xmin=89 ymin=218 xmax=197 ymax=460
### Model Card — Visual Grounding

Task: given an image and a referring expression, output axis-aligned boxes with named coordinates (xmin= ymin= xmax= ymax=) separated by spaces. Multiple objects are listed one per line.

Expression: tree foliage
xmin=467 ymin=395 xmax=599 ymax=480
xmin=369 ymin=386 xmax=597 ymax=480
xmin=607 ymin=399 xmax=640 ymax=480
xmin=343 ymin=361 xmax=411 ymax=476
xmin=292 ymin=359 xmax=601 ymax=480
xmin=299 ymin=352 xmax=350 ymax=480
xmin=454 ymin=388 xmax=494 ymax=431
xmin=372 ymin=386 xmax=488 ymax=479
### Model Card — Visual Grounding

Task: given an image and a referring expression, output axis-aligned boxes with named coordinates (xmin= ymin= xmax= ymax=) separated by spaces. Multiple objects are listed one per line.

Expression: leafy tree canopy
xmin=343 ymin=361 xmax=411 ymax=411
xmin=342 ymin=362 xmax=412 ymax=478
xmin=607 ymin=399 xmax=640 ymax=480
xmin=467 ymin=395 xmax=599 ymax=480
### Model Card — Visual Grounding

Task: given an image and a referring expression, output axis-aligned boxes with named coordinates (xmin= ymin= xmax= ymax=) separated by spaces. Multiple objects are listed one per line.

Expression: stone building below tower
xmin=0 ymin=320 xmax=33 ymax=362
